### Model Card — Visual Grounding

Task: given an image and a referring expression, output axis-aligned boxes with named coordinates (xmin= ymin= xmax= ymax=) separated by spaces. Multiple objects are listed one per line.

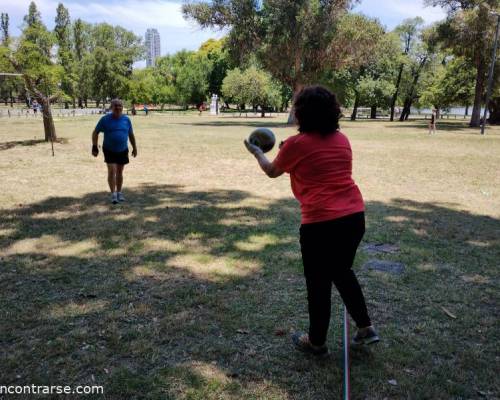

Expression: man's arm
xmin=129 ymin=131 xmax=138 ymax=157
xmin=244 ymin=140 xmax=284 ymax=178
xmin=91 ymin=130 xmax=99 ymax=157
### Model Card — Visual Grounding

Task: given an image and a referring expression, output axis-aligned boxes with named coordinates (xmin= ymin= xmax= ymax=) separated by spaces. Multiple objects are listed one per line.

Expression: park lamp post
xmin=481 ymin=11 xmax=500 ymax=135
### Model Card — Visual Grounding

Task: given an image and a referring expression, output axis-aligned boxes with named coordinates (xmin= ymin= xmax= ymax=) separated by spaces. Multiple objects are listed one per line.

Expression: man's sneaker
xmin=111 ymin=193 xmax=118 ymax=205
xmin=352 ymin=326 xmax=380 ymax=346
xmin=117 ymin=192 xmax=125 ymax=202
xmin=292 ymin=332 xmax=329 ymax=357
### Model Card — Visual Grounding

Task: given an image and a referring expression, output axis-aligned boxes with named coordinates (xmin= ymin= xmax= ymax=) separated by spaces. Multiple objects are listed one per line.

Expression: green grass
xmin=0 ymin=114 xmax=499 ymax=399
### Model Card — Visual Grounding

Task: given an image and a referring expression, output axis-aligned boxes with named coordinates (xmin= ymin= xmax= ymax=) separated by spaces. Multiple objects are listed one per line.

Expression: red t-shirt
xmin=273 ymin=131 xmax=365 ymax=225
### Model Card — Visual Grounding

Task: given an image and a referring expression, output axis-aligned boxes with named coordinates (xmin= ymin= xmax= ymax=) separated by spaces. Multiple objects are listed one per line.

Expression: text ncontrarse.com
xmin=0 ymin=385 xmax=104 ymax=395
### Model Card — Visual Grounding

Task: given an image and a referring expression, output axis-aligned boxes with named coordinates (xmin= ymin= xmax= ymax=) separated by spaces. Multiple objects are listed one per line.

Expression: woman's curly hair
xmin=293 ymin=85 xmax=341 ymax=136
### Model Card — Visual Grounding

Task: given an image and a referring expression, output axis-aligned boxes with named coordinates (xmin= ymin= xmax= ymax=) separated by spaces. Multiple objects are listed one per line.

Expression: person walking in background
xmin=244 ymin=85 xmax=379 ymax=356
xmin=429 ymin=109 xmax=437 ymax=135
xmin=92 ymin=99 xmax=138 ymax=204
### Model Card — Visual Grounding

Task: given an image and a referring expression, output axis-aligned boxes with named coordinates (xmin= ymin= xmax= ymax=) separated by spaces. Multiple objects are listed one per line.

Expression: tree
xmin=72 ymin=18 xmax=93 ymax=107
xmin=419 ymin=56 xmax=476 ymax=112
xmin=326 ymin=25 xmax=399 ymax=121
xmin=427 ymin=0 xmax=499 ymax=126
xmin=0 ymin=13 xmax=23 ymax=107
xmin=3 ymin=2 xmax=62 ymax=141
xmin=55 ymin=3 xmax=76 ymax=108
xmin=398 ymin=27 xmax=440 ymax=121
xmin=183 ymin=1 xmax=379 ymax=121
xmin=389 ymin=17 xmax=425 ymax=121
xmin=174 ymin=51 xmax=211 ymax=107
xmin=222 ymin=66 xmax=282 ymax=116
xmin=199 ymin=38 xmax=233 ymax=97
xmin=88 ymin=23 xmax=143 ymax=106
xmin=1 ymin=13 xmax=9 ymax=44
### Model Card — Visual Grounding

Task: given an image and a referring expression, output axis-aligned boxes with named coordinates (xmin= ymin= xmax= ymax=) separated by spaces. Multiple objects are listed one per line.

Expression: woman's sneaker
xmin=352 ymin=326 xmax=380 ymax=346
xmin=292 ymin=332 xmax=329 ymax=357
xmin=111 ymin=192 xmax=119 ymax=205
xmin=117 ymin=192 xmax=125 ymax=202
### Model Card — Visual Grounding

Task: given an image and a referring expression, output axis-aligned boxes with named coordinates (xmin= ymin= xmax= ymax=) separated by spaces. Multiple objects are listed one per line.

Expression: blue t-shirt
xmin=95 ymin=114 xmax=133 ymax=152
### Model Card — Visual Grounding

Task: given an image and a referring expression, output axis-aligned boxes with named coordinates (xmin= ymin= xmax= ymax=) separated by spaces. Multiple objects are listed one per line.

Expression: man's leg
xmin=116 ymin=164 xmax=125 ymax=193
xmin=107 ymin=163 xmax=117 ymax=193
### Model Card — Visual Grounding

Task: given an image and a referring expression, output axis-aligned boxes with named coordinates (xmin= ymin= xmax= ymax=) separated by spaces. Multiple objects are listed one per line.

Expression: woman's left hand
xmin=244 ymin=140 xmax=263 ymax=156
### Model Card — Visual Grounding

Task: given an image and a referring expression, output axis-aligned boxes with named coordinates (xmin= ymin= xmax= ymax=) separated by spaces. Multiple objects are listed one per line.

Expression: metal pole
xmin=481 ymin=14 xmax=500 ymax=135
xmin=343 ymin=306 xmax=351 ymax=400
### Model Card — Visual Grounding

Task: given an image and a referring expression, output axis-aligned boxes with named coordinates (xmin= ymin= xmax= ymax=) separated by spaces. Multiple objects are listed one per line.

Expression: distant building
xmin=145 ymin=28 xmax=161 ymax=67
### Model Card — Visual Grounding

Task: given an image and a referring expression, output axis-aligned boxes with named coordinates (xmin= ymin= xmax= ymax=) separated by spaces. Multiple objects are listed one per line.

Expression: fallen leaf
xmin=237 ymin=329 xmax=249 ymax=334
xmin=441 ymin=306 xmax=457 ymax=319
xmin=275 ymin=329 xmax=286 ymax=336
xmin=388 ymin=379 xmax=398 ymax=386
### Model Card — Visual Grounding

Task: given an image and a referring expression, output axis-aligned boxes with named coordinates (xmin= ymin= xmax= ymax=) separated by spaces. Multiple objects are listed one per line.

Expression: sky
xmin=1 ymin=0 xmax=447 ymax=65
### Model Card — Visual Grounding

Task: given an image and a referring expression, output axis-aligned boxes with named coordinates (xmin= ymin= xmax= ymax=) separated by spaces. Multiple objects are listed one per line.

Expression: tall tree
xmin=72 ymin=18 xmax=92 ymax=107
xmin=427 ymin=0 xmax=499 ymax=126
xmin=198 ymin=38 xmax=233 ymax=96
xmin=3 ymin=2 xmax=62 ymax=141
xmin=399 ymin=27 xmax=440 ymax=121
xmin=55 ymin=3 xmax=75 ymax=108
xmin=1 ymin=13 xmax=9 ymax=44
xmin=419 ymin=56 xmax=475 ymax=113
xmin=389 ymin=17 xmax=425 ymax=121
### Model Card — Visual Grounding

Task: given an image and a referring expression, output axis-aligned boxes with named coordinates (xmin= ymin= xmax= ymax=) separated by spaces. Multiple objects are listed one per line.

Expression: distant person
xmin=91 ymin=99 xmax=138 ymax=204
xmin=32 ymin=100 xmax=38 ymax=116
xmin=143 ymin=104 xmax=149 ymax=116
xmin=244 ymin=85 xmax=379 ymax=356
xmin=429 ymin=109 xmax=437 ymax=135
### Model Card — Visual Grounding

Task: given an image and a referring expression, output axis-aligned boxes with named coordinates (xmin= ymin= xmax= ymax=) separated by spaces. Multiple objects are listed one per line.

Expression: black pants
xmin=300 ymin=212 xmax=371 ymax=346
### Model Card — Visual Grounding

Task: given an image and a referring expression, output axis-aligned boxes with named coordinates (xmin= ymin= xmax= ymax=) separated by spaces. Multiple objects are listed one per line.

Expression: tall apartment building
xmin=145 ymin=28 xmax=161 ymax=67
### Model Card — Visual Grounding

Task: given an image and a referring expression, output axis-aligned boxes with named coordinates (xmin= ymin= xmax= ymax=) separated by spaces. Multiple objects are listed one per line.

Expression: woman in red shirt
xmin=244 ymin=86 xmax=379 ymax=356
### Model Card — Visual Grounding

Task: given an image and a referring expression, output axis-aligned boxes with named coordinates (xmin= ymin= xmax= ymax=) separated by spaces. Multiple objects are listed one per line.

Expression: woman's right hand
xmin=244 ymin=140 xmax=263 ymax=157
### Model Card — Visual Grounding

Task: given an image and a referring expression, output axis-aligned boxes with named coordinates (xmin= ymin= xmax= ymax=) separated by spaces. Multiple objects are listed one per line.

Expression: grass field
xmin=0 ymin=114 xmax=499 ymax=399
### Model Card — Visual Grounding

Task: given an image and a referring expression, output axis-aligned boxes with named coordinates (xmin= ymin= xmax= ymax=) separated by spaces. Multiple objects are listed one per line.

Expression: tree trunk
xmin=465 ymin=104 xmax=469 ymax=116
xmin=351 ymin=92 xmax=360 ymax=121
xmin=488 ymin=97 xmax=500 ymax=125
xmin=96 ymin=99 xmax=100 ymax=108
xmin=41 ymin=98 xmax=57 ymax=142
xmin=399 ymin=57 xmax=427 ymax=122
xmin=470 ymin=59 xmax=487 ymax=127
xmin=287 ymin=82 xmax=303 ymax=125
xmin=390 ymin=64 xmax=404 ymax=121
xmin=370 ymin=105 xmax=377 ymax=119
xmin=10 ymin=90 xmax=14 ymax=107
xmin=78 ymin=97 xmax=83 ymax=108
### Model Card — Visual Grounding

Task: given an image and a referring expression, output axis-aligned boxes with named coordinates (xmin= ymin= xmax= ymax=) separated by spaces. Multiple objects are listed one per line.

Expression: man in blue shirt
xmin=92 ymin=99 xmax=138 ymax=204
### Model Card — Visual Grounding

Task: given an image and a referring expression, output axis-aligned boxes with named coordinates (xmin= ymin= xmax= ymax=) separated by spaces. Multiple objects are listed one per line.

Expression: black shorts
xmin=103 ymin=147 xmax=129 ymax=165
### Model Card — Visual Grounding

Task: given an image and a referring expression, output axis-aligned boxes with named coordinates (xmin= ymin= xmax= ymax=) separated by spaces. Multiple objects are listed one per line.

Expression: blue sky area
xmin=1 ymin=0 xmax=447 ymax=64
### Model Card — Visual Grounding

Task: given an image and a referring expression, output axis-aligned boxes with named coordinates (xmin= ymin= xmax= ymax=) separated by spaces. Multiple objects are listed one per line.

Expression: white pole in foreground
xmin=343 ymin=305 xmax=351 ymax=400
xmin=481 ymin=13 xmax=500 ymax=135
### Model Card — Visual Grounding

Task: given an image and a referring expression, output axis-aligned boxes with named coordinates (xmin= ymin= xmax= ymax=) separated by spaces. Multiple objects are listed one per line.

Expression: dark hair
xmin=293 ymin=85 xmax=341 ymax=136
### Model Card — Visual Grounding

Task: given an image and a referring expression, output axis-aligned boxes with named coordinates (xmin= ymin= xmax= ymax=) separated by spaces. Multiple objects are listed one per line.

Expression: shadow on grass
xmin=0 ymin=185 xmax=498 ymax=398
xmin=0 ymin=139 xmax=47 ymax=151
xmin=172 ymin=120 xmax=291 ymax=129
xmin=389 ymin=121 xmax=477 ymax=132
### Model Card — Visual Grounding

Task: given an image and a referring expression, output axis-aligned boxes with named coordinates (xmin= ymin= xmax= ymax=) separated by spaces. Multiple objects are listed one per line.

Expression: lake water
xmin=412 ymin=107 xmax=486 ymax=115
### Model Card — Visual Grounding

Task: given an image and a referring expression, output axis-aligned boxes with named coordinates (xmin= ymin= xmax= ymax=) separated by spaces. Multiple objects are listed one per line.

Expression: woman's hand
xmin=244 ymin=139 xmax=263 ymax=157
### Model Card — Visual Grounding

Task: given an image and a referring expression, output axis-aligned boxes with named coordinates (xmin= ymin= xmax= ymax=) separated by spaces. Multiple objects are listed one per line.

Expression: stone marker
xmin=362 ymin=243 xmax=400 ymax=255
xmin=363 ymin=259 xmax=405 ymax=275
